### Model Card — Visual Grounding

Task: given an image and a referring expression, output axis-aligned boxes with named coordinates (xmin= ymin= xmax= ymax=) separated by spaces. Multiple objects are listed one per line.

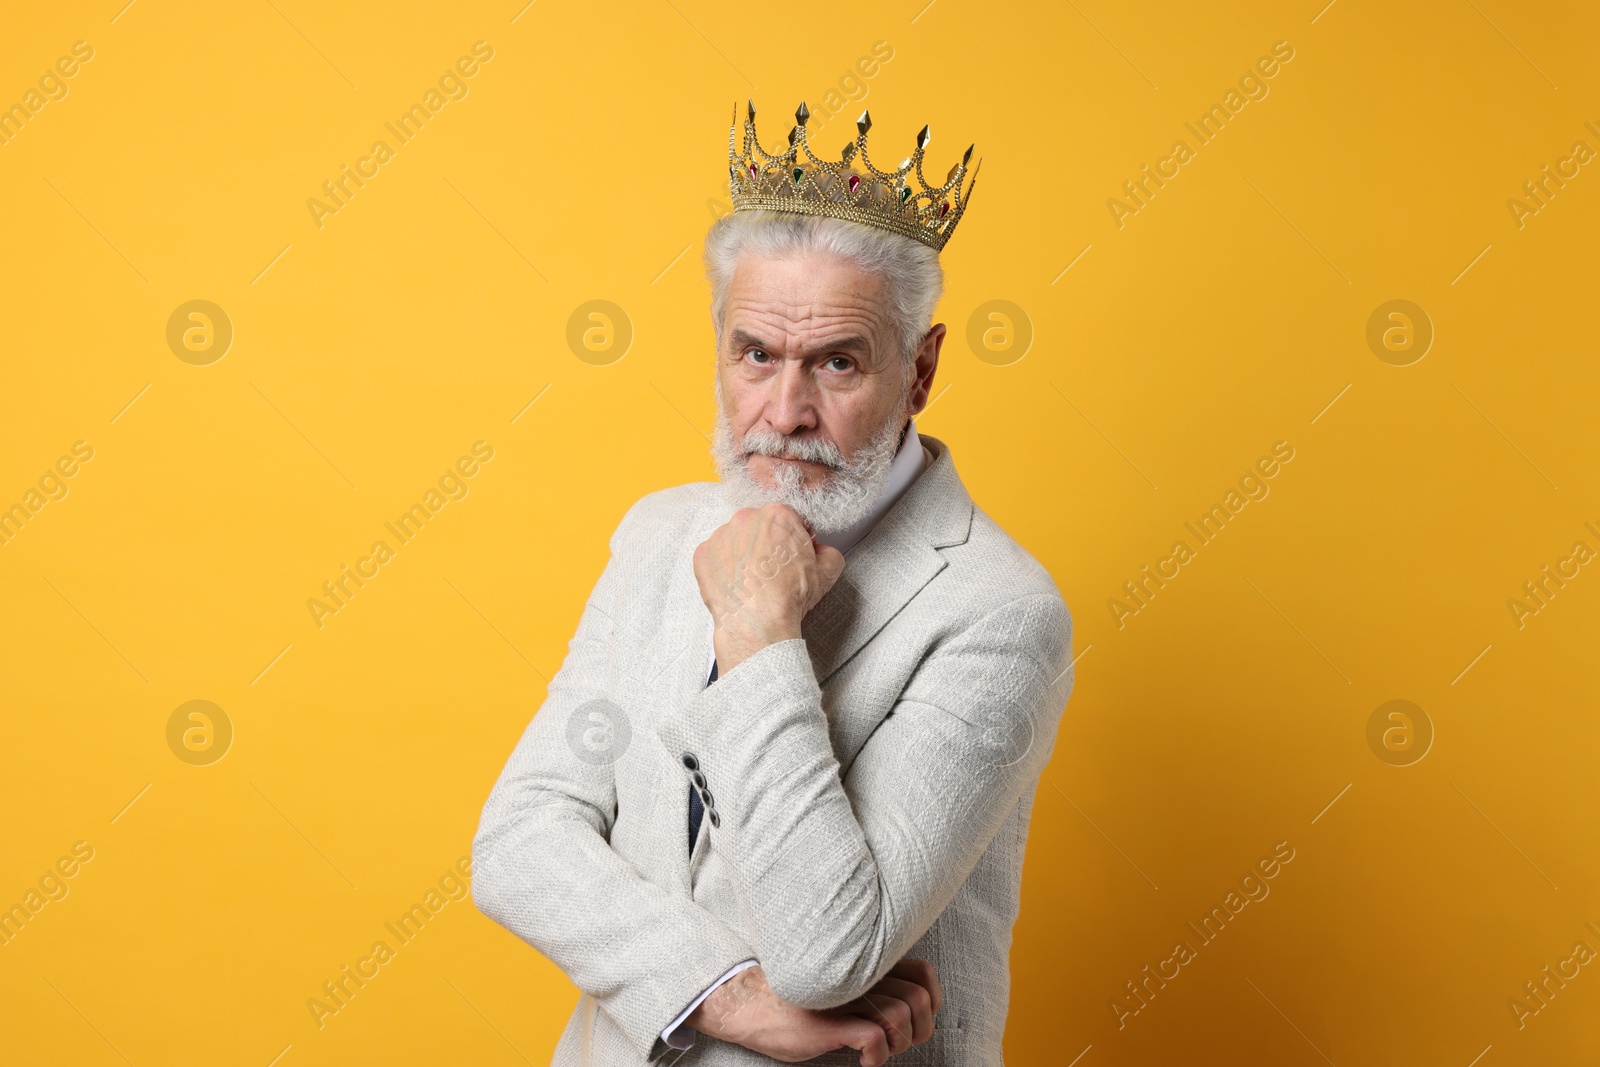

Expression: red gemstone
xmin=749 ymin=163 xmax=759 ymax=178
xmin=938 ymin=200 xmax=950 ymax=217
xmin=848 ymin=174 xmax=861 ymax=192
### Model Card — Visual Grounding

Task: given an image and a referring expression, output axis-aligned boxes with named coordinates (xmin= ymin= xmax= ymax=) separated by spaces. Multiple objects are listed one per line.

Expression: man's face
xmin=717 ymin=250 xmax=907 ymax=490
xmin=712 ymin=250 xmax=940 ymax=533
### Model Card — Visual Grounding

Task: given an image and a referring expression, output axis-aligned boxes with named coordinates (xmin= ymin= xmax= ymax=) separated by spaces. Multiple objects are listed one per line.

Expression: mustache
xmin=738 ymin=427 xmax=846 ymax=469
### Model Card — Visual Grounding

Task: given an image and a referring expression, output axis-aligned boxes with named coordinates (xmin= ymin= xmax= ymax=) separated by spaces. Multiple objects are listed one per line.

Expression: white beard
xmin=711 ymin=377 xmax=908 ymax=535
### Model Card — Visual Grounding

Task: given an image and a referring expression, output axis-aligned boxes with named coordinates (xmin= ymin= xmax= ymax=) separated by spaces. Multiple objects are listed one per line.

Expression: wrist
xmin=687 ymin=965 xmax=767 ymax=1041
xmin=713 ymin=614 xmax=801 ymax=672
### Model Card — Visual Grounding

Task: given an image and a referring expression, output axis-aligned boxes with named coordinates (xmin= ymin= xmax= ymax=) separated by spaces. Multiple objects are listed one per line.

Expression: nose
xmin=765 ymin=359 xmax=818 ymax=437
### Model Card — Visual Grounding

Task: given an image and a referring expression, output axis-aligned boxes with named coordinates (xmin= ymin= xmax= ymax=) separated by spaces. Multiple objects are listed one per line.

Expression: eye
xmin=825 ymin=356 xmax=854 ymax=373
xmin=745 ymin=347 xmax=772 ymax=364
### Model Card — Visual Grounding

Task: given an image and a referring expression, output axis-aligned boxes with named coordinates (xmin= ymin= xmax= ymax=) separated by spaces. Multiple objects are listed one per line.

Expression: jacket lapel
xmin=802 ymin=434 xmax=973 ymax=687
xmin=640 ymin=494 xmax=733 ymax=707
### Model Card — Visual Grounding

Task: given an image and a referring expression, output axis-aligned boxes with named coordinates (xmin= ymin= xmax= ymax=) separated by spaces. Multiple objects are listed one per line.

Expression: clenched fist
xmin=693 ymin=503 xmax=846 ymax=675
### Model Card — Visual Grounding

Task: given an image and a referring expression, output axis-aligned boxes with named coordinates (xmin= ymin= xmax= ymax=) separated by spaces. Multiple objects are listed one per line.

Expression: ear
xmin=906 ymin=323 xmax=946 ymax=417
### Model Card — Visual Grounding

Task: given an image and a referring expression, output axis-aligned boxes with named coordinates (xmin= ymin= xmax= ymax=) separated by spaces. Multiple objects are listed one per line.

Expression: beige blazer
xmin=472 ymin=434 xmax=1075 ymax=1065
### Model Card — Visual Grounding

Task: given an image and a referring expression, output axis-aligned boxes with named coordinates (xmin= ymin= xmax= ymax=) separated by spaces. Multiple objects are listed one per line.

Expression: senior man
xmin=472 ymin=102 xmax=1075 ymax=1066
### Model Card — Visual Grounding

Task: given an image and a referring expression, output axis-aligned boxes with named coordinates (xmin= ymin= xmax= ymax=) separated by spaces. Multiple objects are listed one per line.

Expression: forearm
xmin=473 ymin=780 xmax=759 ymax=1059
xmin=656 ymin=638 xmax=889 ymax=1007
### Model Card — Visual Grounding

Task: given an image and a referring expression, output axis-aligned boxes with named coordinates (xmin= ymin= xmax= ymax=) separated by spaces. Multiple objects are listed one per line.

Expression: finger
xmin=776 ymin=514 xmax=814 ymax=551
xmin=842 ymin=992 xmax=915 ymax=1054
xmin=805 ymin=545 xmax=845 ymax=612
xmin=888 ymin=958 xmax=943 ymax=1015
xmin=833 ymin=1015 xmax=891 ymax=1067
xmin=862 ymin=978 xmax=933 ymax=1044
xmin=762 ymin=502 xmax=810 ymax=540
xmin=842 ymin=992 xmax=914 ymax=1052
xmin=814 ymin=543 xmax=846 ymax=582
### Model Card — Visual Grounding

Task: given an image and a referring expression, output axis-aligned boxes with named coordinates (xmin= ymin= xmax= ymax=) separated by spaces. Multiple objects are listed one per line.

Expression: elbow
xmin=761 ymin=866 xmax=888 ymax=1008
xmin=759 ymin=920 xmax=883 ymax=1009
xmin=468 ymin=831 xmax=511 ymax=926
xmin=469 ymin=867 xmax=498 ymax=923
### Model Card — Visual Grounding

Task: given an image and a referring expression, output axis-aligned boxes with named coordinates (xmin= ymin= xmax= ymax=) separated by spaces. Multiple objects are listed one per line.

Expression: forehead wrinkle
xmin=727 ymin=300 xmax=886 ymax=358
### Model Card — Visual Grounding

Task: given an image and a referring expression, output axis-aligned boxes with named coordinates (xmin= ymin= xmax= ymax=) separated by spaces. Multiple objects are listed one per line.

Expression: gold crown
xmin=727 ymin=100 xmax=980 ymax=252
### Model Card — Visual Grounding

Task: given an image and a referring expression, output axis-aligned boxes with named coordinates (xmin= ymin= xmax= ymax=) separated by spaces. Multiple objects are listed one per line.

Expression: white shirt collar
xmin=814 ymin=419 xmax=929 ymax=558
xmin=707 ymin=419 xmax=930 ymax=674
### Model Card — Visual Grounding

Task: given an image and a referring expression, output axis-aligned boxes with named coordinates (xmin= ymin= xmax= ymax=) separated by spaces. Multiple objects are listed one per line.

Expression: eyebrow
xmin=728 ymin=327 xmax=872 ymax=358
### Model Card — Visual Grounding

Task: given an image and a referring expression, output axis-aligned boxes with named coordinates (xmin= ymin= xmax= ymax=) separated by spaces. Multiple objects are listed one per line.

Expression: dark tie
xmin=688 ymin=659 xmax=718 ymax=853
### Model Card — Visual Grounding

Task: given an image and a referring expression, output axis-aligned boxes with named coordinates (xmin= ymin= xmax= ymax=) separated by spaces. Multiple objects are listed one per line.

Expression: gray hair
xmin=703 ymin=209 xmax=944 ymax=368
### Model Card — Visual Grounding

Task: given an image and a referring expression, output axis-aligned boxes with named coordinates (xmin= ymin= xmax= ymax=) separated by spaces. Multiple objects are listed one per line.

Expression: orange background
xmin=1 ymin=1 xmax=1596 ymax=1064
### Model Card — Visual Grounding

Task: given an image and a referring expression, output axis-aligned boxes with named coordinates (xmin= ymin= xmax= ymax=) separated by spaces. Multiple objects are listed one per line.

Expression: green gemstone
xmin=793 ymin=167 xmax=804 ymax=183
xmin=899 ymin=187 xmax=912 ymax=202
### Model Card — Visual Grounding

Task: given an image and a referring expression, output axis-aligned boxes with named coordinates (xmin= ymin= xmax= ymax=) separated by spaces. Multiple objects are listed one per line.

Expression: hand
xmin=835 ymin=958 xmax=944 ymax=1057
xmin=686 ymin=960 xmax=942 ymax=1066
xmin=693 ymin=503 xmax=846 ymax=674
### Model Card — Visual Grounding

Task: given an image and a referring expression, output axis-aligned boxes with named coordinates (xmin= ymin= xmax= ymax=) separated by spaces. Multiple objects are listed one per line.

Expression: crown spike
xmin=796 ymin=101 xmax=810 ymax=126
xmin=917 ymin=124 xmax=930 ymax=150
xmin=857 ymin=110 xmax=872 ymax=136
xmin=747 ymin=99 xmax=756 ymax=122
xmin=962 ymin=143 xmax=974 ymax=165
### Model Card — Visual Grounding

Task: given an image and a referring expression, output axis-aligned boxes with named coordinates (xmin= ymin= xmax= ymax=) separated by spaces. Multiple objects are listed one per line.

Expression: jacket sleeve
xmin=652 ymin=589 xmax=1073 ymax=1010
xmin=470 ymin=500 xmax=760 ymax=1061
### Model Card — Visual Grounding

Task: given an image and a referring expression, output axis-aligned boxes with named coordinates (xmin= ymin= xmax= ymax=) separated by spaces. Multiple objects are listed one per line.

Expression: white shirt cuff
xmin=661 ymin=959 xmax=759 ymax=1049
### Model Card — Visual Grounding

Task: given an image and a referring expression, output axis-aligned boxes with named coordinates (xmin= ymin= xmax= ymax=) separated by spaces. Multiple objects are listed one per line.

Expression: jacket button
xmin=708 ymin=809 xmax=721 ymax=829
xmin=681 ymin=752 xmax=699 ymax=771
xmin=700 ymin=789 xmax=714 ymax=809
xmin=691 ymin=770 xmax=707 ymax=790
